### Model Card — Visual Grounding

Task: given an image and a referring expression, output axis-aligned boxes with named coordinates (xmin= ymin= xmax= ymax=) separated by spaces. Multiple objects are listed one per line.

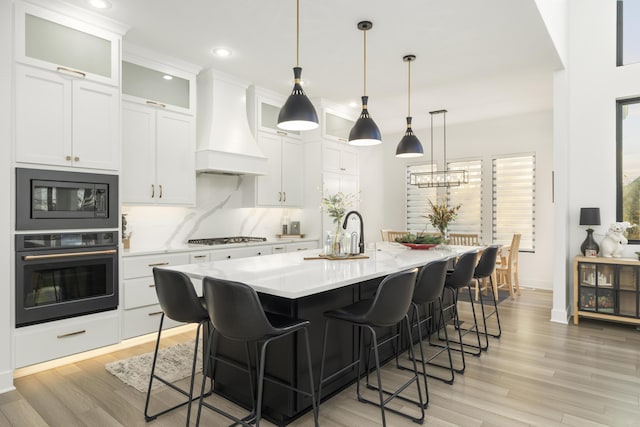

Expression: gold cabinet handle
xmin=66 ymin=155 xmax=72 ymax=161
xmin=151 ymin=184 xmax=155 ymax=198
xmin=148 ymin=284 xmax=156 ymax=288
xmin=148 ymin=262 xmax=169 ymax=267
xmin=148 ymin=311 xmax=163 ymax=316
xmin=277 ymin=130 xmax=287 ymax=136
xmin=57 ymin=66 xmax=86 ymax=78
xmin=159 ymin=185 xmax=163 ymax=198
xmin=57 ymin=330 xmax=86 ymax=339
xmin=297 ymin=247 xmax=308 ymax=251
xmin=193 ymin=255 xmax=207 ymax=258
xmin=278 ymin=192 xmax=282 ymax=202
xmin=146 ymin=100 xmax=166 ymax=108
xmin=274 ymin=246 xmax=284 ymax=250
xmin=283 ymin=192 xmax=286 ymax=202
xmin=74 ymin=156 xmax=80 ymax=162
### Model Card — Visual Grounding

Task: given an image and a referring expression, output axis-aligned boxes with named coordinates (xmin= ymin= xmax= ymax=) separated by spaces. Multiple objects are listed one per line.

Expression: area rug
xmin=105 ymin=340 xmax=202 ymax=393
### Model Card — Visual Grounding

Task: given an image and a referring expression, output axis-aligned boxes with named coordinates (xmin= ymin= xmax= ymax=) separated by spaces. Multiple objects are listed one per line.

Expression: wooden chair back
xmin=495 ymin=233 xmax=522 ymax=298
xmin=381 ymin=230 xmax=410 ymax=242
xmin=449 ymin=233 xmax=480 ymax=246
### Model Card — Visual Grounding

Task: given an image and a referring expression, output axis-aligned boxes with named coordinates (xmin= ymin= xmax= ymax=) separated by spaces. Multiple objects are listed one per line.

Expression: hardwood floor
xmin=2 ymin=289 xmax=640 ymax=426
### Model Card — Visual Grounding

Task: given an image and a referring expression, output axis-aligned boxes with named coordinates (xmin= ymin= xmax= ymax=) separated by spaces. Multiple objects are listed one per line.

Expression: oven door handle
xmin=22 ymin=249 xmax=117 ymax=261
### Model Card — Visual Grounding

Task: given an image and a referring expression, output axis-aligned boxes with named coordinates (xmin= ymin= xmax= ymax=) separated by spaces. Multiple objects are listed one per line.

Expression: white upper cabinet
xmin=15 ymin=64 xmax=120 ymax=170
xmin=122 ymin=57 xmax=196 ymax=115
xmin=322 ymin=140 xmax=359 ymax=176
xmin=254 ymin=132 xmax=304 ymax=207
xmin=122 ymin=101 xmax=195 ymax=205
xmin=256 ymin=95 xmax=301 ymax=139
xmin=14 ymin=1 xmax=122 ymax=87
xmin=322 ymin=108 xmax=355 ymax=143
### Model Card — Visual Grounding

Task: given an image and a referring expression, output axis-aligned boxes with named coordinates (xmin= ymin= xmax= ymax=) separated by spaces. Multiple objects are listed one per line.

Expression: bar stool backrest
xmin=365 ymin=268 xmax=418 ymax=327
xmin=413 ymin=259 xmax=449 ymax=305
xmin=445 ymin=251 xmax=479 ymax=289
xmin=474 ymin=245 xmax=501 ymax=279
xmin=202 ymin=277 xmax=276 ymax=341
xmin=152 ymin=268 xmax=208 ymax=323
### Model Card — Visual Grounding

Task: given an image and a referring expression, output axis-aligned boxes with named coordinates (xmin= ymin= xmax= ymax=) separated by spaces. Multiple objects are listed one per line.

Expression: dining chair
xmin=471 ymin=245 xmax=502 ymax=346
xmin=448 ymin=233 xmax=480 ymax=246
xmin=145 ymin=268 xmax=212 ymax=426
xmin=495 ymin=233 xmax=521 ymax=299
xmin=386 ymin=230 xmax=410 ymax=242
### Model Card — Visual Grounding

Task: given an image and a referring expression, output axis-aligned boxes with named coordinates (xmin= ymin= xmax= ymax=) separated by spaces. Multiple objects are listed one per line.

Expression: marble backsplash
xmin=122 ymin=174 xmax=305 ymax=250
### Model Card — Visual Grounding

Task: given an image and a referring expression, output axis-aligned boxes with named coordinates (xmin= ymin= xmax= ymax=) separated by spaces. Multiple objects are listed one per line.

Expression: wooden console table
xmin=573 ymin=256 xmax=640 ymax=326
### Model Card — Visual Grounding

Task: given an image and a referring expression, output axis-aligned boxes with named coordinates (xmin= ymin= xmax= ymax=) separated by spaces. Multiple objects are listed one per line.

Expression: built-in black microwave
xmin=16 ymin=168 xmax=119 ymax=230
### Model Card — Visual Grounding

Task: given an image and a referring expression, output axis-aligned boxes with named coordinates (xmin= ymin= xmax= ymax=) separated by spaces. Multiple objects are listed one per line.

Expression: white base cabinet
xmin=14 ymin=310 xmax=120 ymax=368
xmin=15 ymin=64 xmax=120 ymax=170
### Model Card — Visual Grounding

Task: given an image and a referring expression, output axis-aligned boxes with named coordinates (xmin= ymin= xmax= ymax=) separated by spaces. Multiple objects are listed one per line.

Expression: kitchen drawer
xmin=210 ymin=245 xmax=273 ymax=261
xmin=122 ymin=304 xmax=184 ymax=339
xmin=14 ymin=310 xmax=120 ymax=368
xmin=123 ymin=277 xmax=159 ymax=309
xmin=190 ymin=251 xmax=210 ymax=263
xmin=123 ymin=253 xmax=190 ymax=279
xmin=286 ymin=241 xmax=318 ymax=252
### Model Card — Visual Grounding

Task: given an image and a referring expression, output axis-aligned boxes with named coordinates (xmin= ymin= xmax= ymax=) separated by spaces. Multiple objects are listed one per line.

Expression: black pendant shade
xmin=277 ymin=68 xmax=319 ymax=131
xmin=396 ymin=116 xmax=424 ymax=158
xmin=349 ymin=95 xmax=382 ymax=146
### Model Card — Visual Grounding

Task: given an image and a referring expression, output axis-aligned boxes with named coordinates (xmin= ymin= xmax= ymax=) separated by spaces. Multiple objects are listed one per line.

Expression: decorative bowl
xmin=400 ymin=243 xmax=438 ymax=250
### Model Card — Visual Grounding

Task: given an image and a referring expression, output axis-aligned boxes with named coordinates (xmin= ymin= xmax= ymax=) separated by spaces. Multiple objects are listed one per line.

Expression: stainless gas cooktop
xmin=187 ymin=236 xmax=267 ymax=245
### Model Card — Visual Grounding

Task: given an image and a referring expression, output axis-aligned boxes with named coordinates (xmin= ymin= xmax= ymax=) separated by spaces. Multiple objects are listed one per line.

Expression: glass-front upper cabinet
xmin=14 ymin=2 xmax=122 ymax=86
xmin=122 ymin=60 xmax=195 ymax=114
xmin=257 ymin=97 xmax=301 ymax=138
xmin=323 ymin=108 xmax=355 ymax=142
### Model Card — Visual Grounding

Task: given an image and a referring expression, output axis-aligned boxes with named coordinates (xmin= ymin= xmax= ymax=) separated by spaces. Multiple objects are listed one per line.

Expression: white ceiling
xmin=64 ymin=0 xmax=563 ymax=134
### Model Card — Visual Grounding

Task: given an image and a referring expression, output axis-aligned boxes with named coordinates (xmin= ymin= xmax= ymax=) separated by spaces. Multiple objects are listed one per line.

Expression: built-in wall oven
xmin=15 ymin=231 xmax=119 ymax=328
xmin=16 ymin=168 xmax=118 ymax=230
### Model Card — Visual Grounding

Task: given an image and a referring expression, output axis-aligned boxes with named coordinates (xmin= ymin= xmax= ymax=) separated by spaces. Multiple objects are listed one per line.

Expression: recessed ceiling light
xmin=212 ymin=48 xmax=232 ymax=57
xmin=163 ymin=75 xmax=173 ymax=80
xmin=88 ymin=0 xmax=111 ymax=9
xmin=348 ymin=101 xmax=358 ymax=108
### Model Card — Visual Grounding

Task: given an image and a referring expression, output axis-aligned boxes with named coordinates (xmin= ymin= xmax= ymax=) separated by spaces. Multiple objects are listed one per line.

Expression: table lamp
xmin=579 ymin=207 xmax=601 ymax=256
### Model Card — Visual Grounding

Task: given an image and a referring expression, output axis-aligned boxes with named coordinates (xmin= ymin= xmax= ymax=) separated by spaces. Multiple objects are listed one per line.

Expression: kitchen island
xmin=168 ymin=243 xmax=476 ymax=425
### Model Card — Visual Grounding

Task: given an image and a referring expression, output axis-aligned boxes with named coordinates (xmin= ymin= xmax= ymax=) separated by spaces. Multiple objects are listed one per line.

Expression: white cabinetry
xmin=254 ymin=132 xmax=304 ymax=207
xmin=122 ymin=101 xmax=195 ymax=205
xmin=122 ymin=253 xmax=190 ymax=339
xmin=322 ymin=108 xmax=355 ymax=143
xmin=322 ymin=140 xmax=359 ymax=175
xmin=13 ymin=2 xmax=123 ymax=171
xmin=14 ymin=311 xmax=120 ymax=368
xmin=255 ymin=94 xmax=302 ymax=139
xmin=15 ymin=64 xmax=120 ymax=170
xmin=285 ymin=241 xmax=318 ymax=252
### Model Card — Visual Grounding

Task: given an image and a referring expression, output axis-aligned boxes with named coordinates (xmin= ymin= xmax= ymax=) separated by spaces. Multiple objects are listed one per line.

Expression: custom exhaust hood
xmin=196 ymin=69 xmax=268 ymax=175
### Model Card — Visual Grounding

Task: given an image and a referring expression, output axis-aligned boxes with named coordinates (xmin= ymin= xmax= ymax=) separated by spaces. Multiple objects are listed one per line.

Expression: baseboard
xmin=0 ymin=369 xmax=16 ymax=394
xmin=550 ymin=307 xmax=569 ymax=324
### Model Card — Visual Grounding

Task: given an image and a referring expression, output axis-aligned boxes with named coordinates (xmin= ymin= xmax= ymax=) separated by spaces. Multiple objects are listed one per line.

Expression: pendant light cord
xmin=296 ymin=0 xmax=300 ymax=67
xmin=363 ymin=28 xmax=367 ymax=96
xmin=430 ymin=112 xmax=434 ymax=168
xmin=407 ymin=59 xmax=411 ymax=116
xmin=443 ymin=110 xmax=447 ymax=169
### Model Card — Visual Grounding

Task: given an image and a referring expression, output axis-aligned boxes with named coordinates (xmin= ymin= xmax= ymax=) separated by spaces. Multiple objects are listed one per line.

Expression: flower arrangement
xmin=423 ymin=198 xmax=461 ymax=237
xmin=321 ymin=191 xmax=358 ymax=255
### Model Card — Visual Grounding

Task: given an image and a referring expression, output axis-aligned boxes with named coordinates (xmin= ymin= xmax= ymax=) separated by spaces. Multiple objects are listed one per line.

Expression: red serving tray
xmin=400 ymin=243 xmax=438 ymax=250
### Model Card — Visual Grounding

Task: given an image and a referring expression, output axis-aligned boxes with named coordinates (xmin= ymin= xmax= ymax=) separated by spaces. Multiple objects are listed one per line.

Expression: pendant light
xmin=395 ymin=54 xmax=424 ymax=158
xmin=277 ymin=0 xmax=319 ymax=131
xmin=348 ymin=21 xmax=382 ymax=146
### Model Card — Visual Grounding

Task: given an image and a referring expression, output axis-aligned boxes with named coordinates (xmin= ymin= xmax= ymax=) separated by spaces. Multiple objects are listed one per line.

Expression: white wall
xmin=0 ymin=0 xmax=14 ymax=392
xmin=369 ymin=110 xmax=555 ymax=289
xmin=559 ymin=0 xmax=640 ymax=319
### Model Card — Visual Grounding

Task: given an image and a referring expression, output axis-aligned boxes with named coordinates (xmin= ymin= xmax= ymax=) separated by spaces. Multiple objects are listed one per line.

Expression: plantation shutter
xmin=406 ymin=164 xmax=438 ymax=233
xmin=447 ymin=160 xmax=482 ymax=241
xmin=492 ymin=155 xmax=536 ymax=251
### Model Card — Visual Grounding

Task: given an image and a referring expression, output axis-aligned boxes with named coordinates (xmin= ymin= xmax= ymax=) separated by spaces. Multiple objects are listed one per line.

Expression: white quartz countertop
xmin=122 ymin=237 xmax=319 ymax=257
xmin=166 ymin=243 xmax=479 ymax=299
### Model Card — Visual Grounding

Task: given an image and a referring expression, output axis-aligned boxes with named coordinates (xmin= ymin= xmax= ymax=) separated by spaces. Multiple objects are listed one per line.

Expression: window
xmin=617 ymin=0 xmax=640 ymax=66
xmin=492 ymin=155 xmax=536 ymax=251
xmin=617 ymin=98 xmax=640 ymax=241
xmin=406 ymin=164 xmax=437 ymax=234
xmin=447 ymin=160 xmax=482 ymax=241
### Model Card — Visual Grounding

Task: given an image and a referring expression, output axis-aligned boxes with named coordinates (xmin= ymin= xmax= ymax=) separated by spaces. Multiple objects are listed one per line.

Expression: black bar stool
xmin=472 ymin=245 xmax=502 ymax=342
xmin=396 ymin=258 xmax=454 ymax=407
xmin=437 ymin=250 xmax=481 ymax=373
xmin=196 ymin=277 xmax=319 ymax=427
xmin=317 ymin=268 xmax=424 ymax=427
xmin=145 ymin=268 xmax=212 ymax=426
